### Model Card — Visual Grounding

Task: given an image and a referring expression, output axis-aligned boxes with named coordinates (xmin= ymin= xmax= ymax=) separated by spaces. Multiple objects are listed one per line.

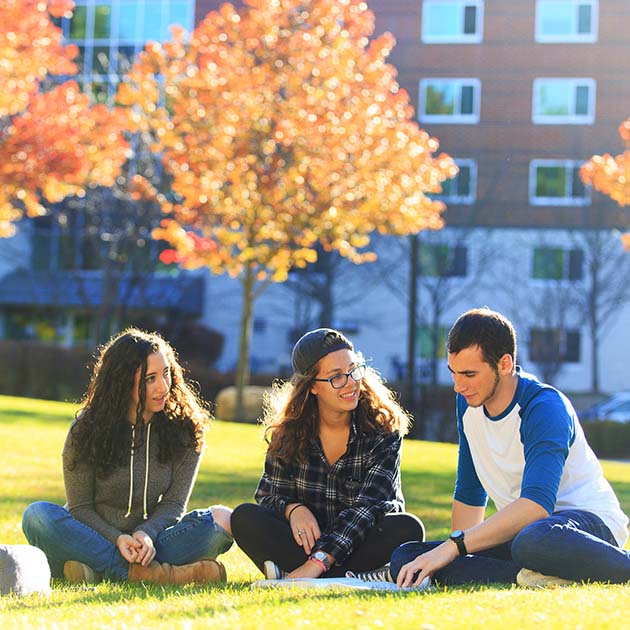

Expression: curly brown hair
xmin=262 ymin=351 xmax=411 ymax=464
xmin=69 ymin=327 xmax=210 ymax=475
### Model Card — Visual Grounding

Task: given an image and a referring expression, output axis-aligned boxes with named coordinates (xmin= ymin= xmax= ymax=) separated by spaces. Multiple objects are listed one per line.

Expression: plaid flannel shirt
xmin=255 ymin=422 xmax=405 ymax=563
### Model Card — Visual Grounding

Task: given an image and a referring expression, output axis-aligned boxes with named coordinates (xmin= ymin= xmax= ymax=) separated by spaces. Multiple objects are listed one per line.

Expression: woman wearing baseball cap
xmin=231 ymin=328 xmax=425 ymax=581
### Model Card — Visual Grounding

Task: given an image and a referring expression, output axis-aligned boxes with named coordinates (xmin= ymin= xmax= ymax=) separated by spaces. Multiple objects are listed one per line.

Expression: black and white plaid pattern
xmin=255 ymin=423 xmax=405 ymax=563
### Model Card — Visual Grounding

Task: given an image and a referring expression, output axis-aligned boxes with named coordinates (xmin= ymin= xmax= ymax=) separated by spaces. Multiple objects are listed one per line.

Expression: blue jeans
xmin=22 ymin=502 xmax=233 ymax=581
xmin=390 ymin=510 xmax=630 ymax=585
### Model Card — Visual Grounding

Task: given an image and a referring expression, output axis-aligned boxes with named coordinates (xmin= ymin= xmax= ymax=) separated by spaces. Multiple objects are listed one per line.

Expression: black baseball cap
xmin=291 ymin=328 xmax=353 ymax=375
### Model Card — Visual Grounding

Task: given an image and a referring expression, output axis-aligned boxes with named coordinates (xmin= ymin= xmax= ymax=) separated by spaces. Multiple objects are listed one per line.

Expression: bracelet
xmin=286 ymin=503 xmax=305 ymax=521
xmin=308 ymin=556 xmax=328 ymax=573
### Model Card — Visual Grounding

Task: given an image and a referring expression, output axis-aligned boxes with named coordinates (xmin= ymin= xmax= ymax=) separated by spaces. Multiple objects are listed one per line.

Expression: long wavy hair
xmin=69 ymin=328 xmax=210 ymax=475
xmin=262 ymin=351 xmax=411 ymax=464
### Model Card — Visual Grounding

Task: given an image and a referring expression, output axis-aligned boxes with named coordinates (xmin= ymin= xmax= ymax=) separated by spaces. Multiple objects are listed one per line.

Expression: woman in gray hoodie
xmin=22 ymin=328 xmax=233 ymax=585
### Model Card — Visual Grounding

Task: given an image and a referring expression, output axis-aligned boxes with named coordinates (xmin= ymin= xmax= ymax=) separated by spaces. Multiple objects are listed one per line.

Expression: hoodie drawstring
xmin=124 ymin=425 xmax=136 ymax=518
xmin=124 ymin=422 xmax=151 ymax=520
xmin=143 ymin=423 xmax=151 ymax=520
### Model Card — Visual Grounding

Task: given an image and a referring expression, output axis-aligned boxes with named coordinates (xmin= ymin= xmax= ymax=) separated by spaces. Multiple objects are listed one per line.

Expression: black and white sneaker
xmin=347 ymin=565 xmax=432 ymax=590
xmin=263 ymin=560 xmax=286 ymax=580
xmin=345 ymin=565 xmax=393 ymax=582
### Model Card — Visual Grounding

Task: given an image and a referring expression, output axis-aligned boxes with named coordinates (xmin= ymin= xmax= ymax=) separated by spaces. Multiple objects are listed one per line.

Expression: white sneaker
xmin=517 ymin=568 xmax=575 ymax=588
xmin=263 ymin=560 xmax=286 ymax=580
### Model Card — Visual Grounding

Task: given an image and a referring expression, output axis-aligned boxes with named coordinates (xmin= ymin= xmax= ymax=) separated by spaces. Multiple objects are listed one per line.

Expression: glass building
xmin=59 ymin=0 xmax=195 ymax=103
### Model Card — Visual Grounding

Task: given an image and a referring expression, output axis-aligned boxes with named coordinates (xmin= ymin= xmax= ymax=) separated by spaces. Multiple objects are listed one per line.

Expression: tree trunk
xmin=590 ymin=319 xmax=599 ymax=394
xmin=407 ymin=234 xmax=419 ymax=426
xmin=589 ymin=254 xmax=600 ymax=393
xmin=235 ymin=268 xmax=255 ymax=421
xmin=317 ymin=251 xmax=335 ymax=328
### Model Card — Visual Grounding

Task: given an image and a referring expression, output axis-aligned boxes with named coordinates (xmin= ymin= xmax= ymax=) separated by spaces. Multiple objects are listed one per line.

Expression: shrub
xmin=582 ymin=420 xmax=630 ymax=459
xmin=0 ymin=341 xmax=91 ymax=402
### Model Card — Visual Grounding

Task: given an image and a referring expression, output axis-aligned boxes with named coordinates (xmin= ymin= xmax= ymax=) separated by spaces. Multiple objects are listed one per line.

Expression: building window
xmin=253 ymin=318 xmax=266 ymax=334
xmin=529 ymin=328 xmax=581 ymax=363
xmin=532 ymin=247 xmax=584 ymax=280
xmin=419 ymin=243 xmax=468 ymax=277
xmin=62 ymin=1 xmax=195 ymax=103
xmin=535 ymin=0 xmax=598 ymax=43
xmin=419 ymin=79 xmax=481 ymax=124
xmin=529 ymin=160 xmax=590 ymax=206
xmin=421 ymin=1 xmax=484 ymax=43
xmin=532 ymin=78 xmax=595 ymax=124
xmin=437 ymin=159 xmax=476 ymax=203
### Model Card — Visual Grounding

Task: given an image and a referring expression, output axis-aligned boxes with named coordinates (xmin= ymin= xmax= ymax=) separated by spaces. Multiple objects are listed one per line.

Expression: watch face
xmin=451 ymin=530 xmax=463 ymax=539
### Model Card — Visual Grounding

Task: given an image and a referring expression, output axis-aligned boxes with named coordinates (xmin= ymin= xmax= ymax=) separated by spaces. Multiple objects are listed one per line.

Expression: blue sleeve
xmin=519 ymin=390 xmax=574 ymax=514
xmin=453 ymin=395 xmax=488 ymax=507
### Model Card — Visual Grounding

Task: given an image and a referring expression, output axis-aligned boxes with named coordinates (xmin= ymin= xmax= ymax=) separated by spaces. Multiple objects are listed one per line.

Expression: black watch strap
xmin=449 ymin=530 xmax=468 ymax=557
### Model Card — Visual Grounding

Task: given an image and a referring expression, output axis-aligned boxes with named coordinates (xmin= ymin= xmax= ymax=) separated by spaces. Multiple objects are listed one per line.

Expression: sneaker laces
xmin=346 ymin=566 xmax=393 ymax=582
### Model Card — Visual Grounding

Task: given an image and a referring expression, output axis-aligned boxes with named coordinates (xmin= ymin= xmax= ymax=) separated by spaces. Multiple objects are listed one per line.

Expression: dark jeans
xmin=390 ymin=509 xmax=628 ymax=586
xmin=22 ymin=501 xmax=234 ymax=580
xmin=231 ymin=503 xmax=425 ymax=577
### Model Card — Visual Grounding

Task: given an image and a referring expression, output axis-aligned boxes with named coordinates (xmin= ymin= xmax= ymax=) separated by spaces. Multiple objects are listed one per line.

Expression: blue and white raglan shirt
xmin=454 ymin=367 xmax=629 ymax=547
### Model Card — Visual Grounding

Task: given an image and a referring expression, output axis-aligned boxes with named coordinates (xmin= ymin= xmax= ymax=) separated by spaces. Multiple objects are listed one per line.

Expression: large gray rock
xmin=0 ymin=544 xmax=51 ymax=596
xmin=215 ymin=385 xmax=269 ymax=422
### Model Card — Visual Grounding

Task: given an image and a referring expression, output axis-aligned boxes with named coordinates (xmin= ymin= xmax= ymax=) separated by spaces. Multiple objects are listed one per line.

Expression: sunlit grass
xmin=2 ymin=394 xmax=630 ymax=629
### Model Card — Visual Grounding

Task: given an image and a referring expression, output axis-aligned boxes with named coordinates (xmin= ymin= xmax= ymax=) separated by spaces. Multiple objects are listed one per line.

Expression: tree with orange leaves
xmin=0 ymin=0 xmax=129 ymax=237
xmin=118 ymin=0 xmax=456 ymax=417
xmin=580 ymin=118 xmax=630 ymax=249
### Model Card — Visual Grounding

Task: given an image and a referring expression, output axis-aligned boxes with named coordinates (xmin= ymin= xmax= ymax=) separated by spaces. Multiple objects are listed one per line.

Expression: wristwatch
xmin=309 ymin=550 xmax=332 ymax=572
xmin=449 ymin=530 xmax=468 ymax=557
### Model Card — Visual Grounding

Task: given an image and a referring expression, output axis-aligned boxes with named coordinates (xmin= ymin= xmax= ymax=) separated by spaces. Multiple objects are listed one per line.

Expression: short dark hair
xmin=447 ymin=308 xmax=517 ymax=367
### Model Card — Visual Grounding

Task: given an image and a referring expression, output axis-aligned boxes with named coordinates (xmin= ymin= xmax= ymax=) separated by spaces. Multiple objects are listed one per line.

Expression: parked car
xmin=580 ymin=392 xmax=630 ymax=423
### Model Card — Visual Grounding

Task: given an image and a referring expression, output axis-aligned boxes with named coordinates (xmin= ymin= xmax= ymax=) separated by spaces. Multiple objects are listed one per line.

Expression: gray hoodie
xmin=62 ymin=420 xmax=202 ymax=544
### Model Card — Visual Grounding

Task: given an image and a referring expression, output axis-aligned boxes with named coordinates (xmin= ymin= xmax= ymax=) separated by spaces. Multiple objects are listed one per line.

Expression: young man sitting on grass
xmin=391 ymin=307 xmax=629 ymax=589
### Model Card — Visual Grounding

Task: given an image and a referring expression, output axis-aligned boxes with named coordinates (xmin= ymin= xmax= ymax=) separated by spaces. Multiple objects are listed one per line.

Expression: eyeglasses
xmin=313 ymin=364 xmax=366 ymax=389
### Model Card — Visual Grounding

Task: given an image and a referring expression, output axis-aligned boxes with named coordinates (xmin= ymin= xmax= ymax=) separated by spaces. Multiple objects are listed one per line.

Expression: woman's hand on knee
xmin=288 ymin=506 xmax=320 ymax=555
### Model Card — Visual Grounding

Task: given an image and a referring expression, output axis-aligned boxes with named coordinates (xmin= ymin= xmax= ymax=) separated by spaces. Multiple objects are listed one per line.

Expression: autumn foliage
xmin=0 ymin=0 xmax=129 ymax=236
xmin=580 ymin=118 xmax=630 ymax=210
xmin=119 ymin=0 xmax=456 ymax=282
xmin=580 ymin=118 xmax=630 ymax=251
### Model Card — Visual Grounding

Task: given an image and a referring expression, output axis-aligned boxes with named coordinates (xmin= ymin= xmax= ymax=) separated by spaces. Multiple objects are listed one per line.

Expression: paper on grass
xmin=251 ymin=576 xmax=431 ymax=592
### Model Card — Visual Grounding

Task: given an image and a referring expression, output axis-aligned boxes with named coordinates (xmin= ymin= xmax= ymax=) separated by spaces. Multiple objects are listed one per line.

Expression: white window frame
xmin=535 ymin=0 xmax=598 ymax=43
xmin=419 ymin=78 xmax=481 ymax=124
xmin=421 ymin=1 xmax=484 ymax=44
xmin=532 ymin=78 xmax=596 ymax=124
xmin=529 ymin=159 xmax=591 ymax=206
xmin=437 ymin=159 xmax=477 ymax=204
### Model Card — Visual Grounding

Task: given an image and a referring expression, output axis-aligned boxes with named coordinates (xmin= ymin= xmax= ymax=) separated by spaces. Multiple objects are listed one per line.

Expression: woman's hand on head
xmin=131 ymin=530 xmax=156 ymax=566
xmin=288 ymin=505 xmax=321 ymax=555
xmin=116 ymin=534 xmax=141 ymax=563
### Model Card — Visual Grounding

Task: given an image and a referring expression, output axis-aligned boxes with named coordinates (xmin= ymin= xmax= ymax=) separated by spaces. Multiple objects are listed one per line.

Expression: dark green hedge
xmin=582 ymin=420 xmax=630 ymax=460
xmin=0 ymin=340 xmax=273 ymax=411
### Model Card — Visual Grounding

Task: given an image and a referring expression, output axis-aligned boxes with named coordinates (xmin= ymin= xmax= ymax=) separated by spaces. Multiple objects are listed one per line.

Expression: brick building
xmin=2 ymin=1 xmax=630 ymax=396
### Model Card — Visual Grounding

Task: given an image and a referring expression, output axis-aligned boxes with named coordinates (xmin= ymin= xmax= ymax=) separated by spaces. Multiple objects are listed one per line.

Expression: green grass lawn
xmin=2 ymin=394 xmax=630 ymax=629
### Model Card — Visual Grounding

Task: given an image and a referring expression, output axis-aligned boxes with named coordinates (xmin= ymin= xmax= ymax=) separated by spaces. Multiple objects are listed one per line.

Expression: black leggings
xmin=231 ymin=503 xmax=425 ymax=577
